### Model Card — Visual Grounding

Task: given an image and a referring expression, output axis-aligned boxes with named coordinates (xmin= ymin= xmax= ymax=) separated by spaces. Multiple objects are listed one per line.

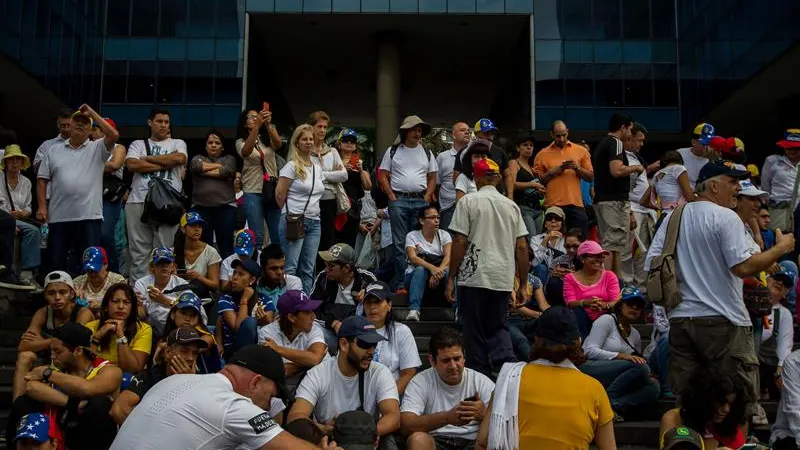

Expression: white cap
xmin=44 ymin=271 xmax=75 ymax=291
xmin=739 ymin=179 xmax=768 ymax=198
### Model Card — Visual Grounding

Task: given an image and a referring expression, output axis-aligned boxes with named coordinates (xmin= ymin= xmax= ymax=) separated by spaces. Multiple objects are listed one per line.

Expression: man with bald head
xmin=110 ymin=345 xmax=338 ymax=450
xmin=437 ymin=122 xmax=470 ymax=230
xmin=533 ymin=120 xmax=594 ymax=236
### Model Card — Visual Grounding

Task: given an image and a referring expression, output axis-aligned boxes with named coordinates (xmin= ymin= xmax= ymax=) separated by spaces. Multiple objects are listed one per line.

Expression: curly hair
xmin=679 ymin=365 xmax=747 ymax=438
xmin=97 ymin=283 xmax=142 ymax=352
xmin=287 ymin=124 xmax=315 ymax=181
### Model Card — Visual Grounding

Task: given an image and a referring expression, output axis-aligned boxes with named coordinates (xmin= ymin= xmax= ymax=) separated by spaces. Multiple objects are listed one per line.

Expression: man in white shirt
xmin=33 ymin=108 xmax=73 ymax=174
xmin=36 ymin=105 xmax=119 ymax=274
xmin=110 ymin=345 xmax=327 ymax=450
xmin=447 ymin=158 xmax=529 ymax=378
xmin=125 ymin=108 xmax=188 ymax=281
xmin=645 ymin=160 xmax=795 ymax=415
xmin=676 ymin=122 xmax=716 ymax=188
xmin=401 ymin=327 xmax=494 ymax=450
xmin=288 ymin=315 xmax=401 ymax=448
xmin=437 ymin=122 xmax=470 ymax=231
xmin=378 ymin=115 xmax=438 ymax=290
xmin=771 ymin=349 xmax=800 ymax=449
xmin=762 ymin=129 xmax=800 ymax=231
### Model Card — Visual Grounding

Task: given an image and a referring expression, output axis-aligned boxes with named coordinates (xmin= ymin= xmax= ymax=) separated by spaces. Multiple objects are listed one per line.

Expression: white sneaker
xmin=752 ymin=403 xmax=769 ymax=426
xmin=406 ymin=310 xmax=420 ymax=322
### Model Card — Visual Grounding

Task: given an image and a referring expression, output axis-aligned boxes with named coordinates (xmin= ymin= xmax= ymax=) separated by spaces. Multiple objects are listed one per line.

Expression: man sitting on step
xmin=401 ymin=327 xmax=494 ymax=450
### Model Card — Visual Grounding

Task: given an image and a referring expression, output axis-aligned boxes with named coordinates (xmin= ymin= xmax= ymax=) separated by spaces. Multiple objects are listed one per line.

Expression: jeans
xmin=647 ymin=333 xmax=672 ymax=396
xmin=572 ymin=307 xmax=593 ymax=340
xmin=509 ymin=316 xmax=536 ymax=361
xmin=579 ymin=359 xmax=660 ymax=413
xmin=323 ymin=327 xmax=339 ymax=356
xmin=440 ymin=205 xmax=455 ymax=231
xmin=560 ymin=205 xmax=589 ymax=238
xmin=404 ymin=266 xmax=448 ymax=311
xmin=194 ymin=204 xmax=238 ymax=259
xmin=519 ymin=205 xmax=542 ymax=236
xmin=389 ymin=198 xmax=428 ymax=289
xmin=532 ymin=263 xmax=549 ymax=286
xmin=101 ymin=200 xmax=122 ymax=273
xmin=242 ymin=193 xmax=281 ymax=247
xmin=15 ymin=220 xmax=41 ymax=271
xmin=49 ymin=219 xmax=102 ymax=275
xmin=223 ymin=316 xmax=259 ymax=360
xmin=279 ymin=214 xmax=322 ymax=293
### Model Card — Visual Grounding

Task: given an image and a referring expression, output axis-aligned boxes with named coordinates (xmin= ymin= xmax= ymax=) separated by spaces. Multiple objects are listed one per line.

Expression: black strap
xmin=144 ymin=138 xmax=151 ymax=156
xmin=610 ymin=313 xmax=642 ymax=357
xmin=285 ymin=163 xmax=315 ymax=216
xmin=357 ymin=370 xmax=365 ymax=411
xmin=255 ymin=140 xmax=268 ymax=176
xmin=3 ymin=175 xmax=16 ymax=212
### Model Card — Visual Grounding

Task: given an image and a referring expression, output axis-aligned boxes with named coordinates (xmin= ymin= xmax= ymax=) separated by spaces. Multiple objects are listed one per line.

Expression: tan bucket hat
xmin=0 ymin=145 xmax=31 ymax=170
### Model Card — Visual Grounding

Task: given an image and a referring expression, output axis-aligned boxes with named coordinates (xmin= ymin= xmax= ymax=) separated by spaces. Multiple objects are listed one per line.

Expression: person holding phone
xmin=335 ymin=128 xmax=371 ymax=247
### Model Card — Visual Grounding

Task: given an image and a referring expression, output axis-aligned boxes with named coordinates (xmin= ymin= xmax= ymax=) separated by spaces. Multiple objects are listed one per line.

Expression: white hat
xmin=739 ymin=179 xmax=768 ymax=198
xmin=44 ymin=271 xmax=75 ymax=291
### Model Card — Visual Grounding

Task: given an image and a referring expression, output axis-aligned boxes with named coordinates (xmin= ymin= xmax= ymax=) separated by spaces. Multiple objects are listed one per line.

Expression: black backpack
xmin=371 ymin=144 xmax=432 ymax=210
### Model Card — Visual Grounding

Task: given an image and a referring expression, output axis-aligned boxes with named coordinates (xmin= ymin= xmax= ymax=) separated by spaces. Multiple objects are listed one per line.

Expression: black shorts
xmin=433 ymin=435 xmax=475 ymax=450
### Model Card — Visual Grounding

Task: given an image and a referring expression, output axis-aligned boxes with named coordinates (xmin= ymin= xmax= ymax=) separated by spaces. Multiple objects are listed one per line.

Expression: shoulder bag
xmin=3 ymin=176 xmax=41 ymax=227
xmin=646 ymin=204 xmax=686 ymax=310
xmin=256 ymin=141 xmax=280 ymax=211
xmin=285 ymin=163 xmax=315 ymax=241
xmin=141 ymin=139 xmax=186 ymax=225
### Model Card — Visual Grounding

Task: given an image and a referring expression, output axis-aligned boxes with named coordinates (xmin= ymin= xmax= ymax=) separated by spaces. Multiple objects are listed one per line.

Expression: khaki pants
xmin=620 ymin=211 xmax=655 ymax=291
xmin=125 ymin=202 xmax=180 ymax=281
xmin=769 ymin=206 xmax=792 ymax=232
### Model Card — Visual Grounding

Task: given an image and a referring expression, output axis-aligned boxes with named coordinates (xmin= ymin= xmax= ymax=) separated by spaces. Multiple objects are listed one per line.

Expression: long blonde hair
xmin=287 ymin=124 xmax=314 ymax=180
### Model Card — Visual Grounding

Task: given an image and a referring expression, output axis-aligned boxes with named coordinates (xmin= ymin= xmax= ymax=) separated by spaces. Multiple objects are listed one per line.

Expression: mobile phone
xmin=738 ymin=445 xmax=757 ymax=450
xmin=262 ymin=101 xmax=270 ymax=112
xmin=463 ymin=395 xmax=478 ymax=402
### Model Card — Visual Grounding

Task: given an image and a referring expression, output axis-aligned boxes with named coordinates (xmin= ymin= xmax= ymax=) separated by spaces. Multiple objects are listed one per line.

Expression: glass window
xmin=560 ymin=0 xmax=592 ymax=39
xmin=592 ymin=0 xmax=620 ymax=39
xmin=183 ymin=106 xmax=212 ymax=126
xmin=274 ymin=0 xmax=302 ymax=11
xmin=160 ymin=0 xmax=188 ymax=37
xmin=127 ymin=60 xmax=156 ymax=103
xmin=594 ymin=41 xmax=621 ymax=63
xmin=564 ymin=40 xmax=593 ymax=62
xmin=653 ymin=79 xmax=678 ymax=107
xmin=246 ymin=0 xmax=274 ymax=13
xmin=623 ymin=79 xmax=652 ymax=106
xmin=535 ymin=79 xmax=564 ymax=106
xmin=187 ymin=39 xmax=216 ymax=60
xmin=188 ymin=0 xmax=217 ymax=37
xmin=104 ymin=38 xmax=130 ymax=60
xmin=390 ymin=0 xmax=418 ymax=12
xmin=565 ymin=109 xmax=594 ymax=129
xmin=362 ymin=0 xmax=389 ymax=12
xmin=215 ymin=78 xmax=242 ymax=104
xmin=447 ymin=0 xmax=476 ymax=13
xmin=158 ymin=39 xmax=187 ymax=60
xmin=595 ymin=79 xmax=622 ymax=107
xmin=5 ymin=0 xmax=23 ymax=35
xmin=565 ymin=79 xmax=593 ymax=106
xmin=651 ymin=0 xmax=674 ymax=38
xmin=651 ymin=41 xmax=676 ymax=63
xmin=476 ymin=0 xmax=504 ymax=13
xmin=633 ymin=109 xmax=679 ymax=131
xmin=213 ymin=106 xmax=241 ymax=127
xmin=506 ymin=0 xmax=533 ymax=14
xmin=128 ymin=38 xmax=158 ymax=59
xmin=185 ymin=62 xmax=214 ymax=103
xmin=622 ymin=41 xmax=651 ymax=63
xmin=130 ymin=0 xmax=159 ymax=36
xmin=562 ymin=62 xmax=593 ymax=79
xmin=303 ymin=0 xmax=332 ymax=12
xmin=534 ymin=61 xmax=561 ymax=81
xmin=216 ymin=3 xmax=242 ymax=37
xmin=533 ymin=0 xmax=560 ymax=39
xmin=535 ymin=40 xmax=561 ymax=62
xmin=215 ymin=39 xmax=241 ymax=61
xmin=156 ymin=60 xmax=185 ymax=103
xmin=332 ymin=0 xmax=361 ymax=11
xmin=535 ymin=107 xmax=565 ymax=130
xmin=622 ymin=0 xmax=649 ymax=38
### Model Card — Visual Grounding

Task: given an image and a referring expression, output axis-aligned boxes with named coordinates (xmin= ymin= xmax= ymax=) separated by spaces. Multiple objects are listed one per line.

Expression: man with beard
xmin=288 ymin=315 xmax=401 ymax=449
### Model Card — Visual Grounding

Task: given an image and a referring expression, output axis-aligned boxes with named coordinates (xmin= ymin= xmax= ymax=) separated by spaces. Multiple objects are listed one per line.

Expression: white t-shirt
xmin=185 ymin=244 xmax=222 ymax=277
xmin=454 ymin=174 xmax=477 ymax=196
xmin=582 ymin=314 xmax=642 ymax=360
xmin=626 ymin=152 xmax=651 ymax=214
xmin=311 ymin=147 xmax=347 ymax=200
xmin=761 ymin=304 xmax=794 ymax=367
xmin=436 ymin=149 xmax=458 ymax=210
xmin=257 ymin=321 xmax=327 ymax=362
xmin=401 ymin=367 xmax=495 ymax=439
xmin=295 ymin=357 xmax=399 ymax=424
xmin=110 ymin=373 xmax=283 ymax=450
xmin=404 ymin=229 xmax=452 ymax=274
xmin=335 ymin=279 xmax=355 ymax=305
xmin=279 ymin=161 xmax=325 ymax=218
xmin=126 ymin=138 xmax=188 ymax=204
xmin=373 ymin=323 xmax=422 ymax=380
xmin=220 ymin=252 xmax=261 ymax=281
xmin=652 ymin=165 xmax=688 ymax=212
xmin=134 ymin=274 xmax=207 ymax=336
xmin=380 ymin=144 xmax=438 ymax=193
xmin=677 ymin=147 xmax=708 ymax=188
xmin=645 ymin=201 xmax=756 ymax=326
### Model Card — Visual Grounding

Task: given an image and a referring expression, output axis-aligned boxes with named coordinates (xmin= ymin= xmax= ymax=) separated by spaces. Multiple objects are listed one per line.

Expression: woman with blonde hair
xmin=276 ymin=124 xmax=325 ymax=292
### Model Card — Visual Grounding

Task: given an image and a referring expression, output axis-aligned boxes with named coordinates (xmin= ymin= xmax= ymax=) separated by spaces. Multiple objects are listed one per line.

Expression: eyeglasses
xmin=355 ymin=339 xmax=377 ymax=350
xmin=325 ymin=262 xmax=342 ymax=269
xmin=565 ymin=244 xmax=580 ymax=250
xmin=246 ymin=114 xmax=258 ymax=120
xmin=545 ymin=215 xmax=563 ymax=222
xmin=425 ymin=215 xmax=440 ymax=220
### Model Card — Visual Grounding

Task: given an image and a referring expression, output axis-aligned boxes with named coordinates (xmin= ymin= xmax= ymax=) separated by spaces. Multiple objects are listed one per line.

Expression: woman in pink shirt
xmin=564 ymin=241 xmax=621 ymax=338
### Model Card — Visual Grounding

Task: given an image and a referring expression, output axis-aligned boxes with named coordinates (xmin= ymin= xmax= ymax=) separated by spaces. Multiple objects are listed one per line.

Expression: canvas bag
xmin=647 ymin=204 xmax=686 ymax=310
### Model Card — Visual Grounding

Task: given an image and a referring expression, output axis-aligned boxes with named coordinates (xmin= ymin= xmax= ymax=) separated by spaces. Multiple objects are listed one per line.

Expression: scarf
xmin=488 ymin=361 xmax=526 ymax=450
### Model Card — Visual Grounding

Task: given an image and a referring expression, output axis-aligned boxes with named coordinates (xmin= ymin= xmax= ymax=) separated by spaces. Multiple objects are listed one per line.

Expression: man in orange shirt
xmin=533 ymin=120 xmax=594 ymax=236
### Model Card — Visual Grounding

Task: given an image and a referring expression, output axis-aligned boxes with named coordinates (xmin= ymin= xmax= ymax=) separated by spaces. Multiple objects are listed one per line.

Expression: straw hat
xmin=0 ymin=145 xmax=31 ymax=170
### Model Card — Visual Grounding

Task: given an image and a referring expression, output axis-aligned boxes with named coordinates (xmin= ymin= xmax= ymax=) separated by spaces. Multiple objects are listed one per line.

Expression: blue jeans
xmin=572 ymin=306 xmax=593 ymax=339
xmin=279 ymin=214 xmax=321 ymax=293
xmin=533 ymin=263 xmax=549 ymax=286
xmin=388 ymin=198 xmax=428 ymax=289
xmin=15 ymin=220 xmax=41 ymax=271
xmin=223 ymin=316 xmax=259 ymax=360
xmin=647 ymin=333 xmax=672 ymax=396
xmin=242 ymin=193 xmax=281 ymax=248
xmin=194 ymin=205 xmax=238 ymax=259
xmin=580 ymin=359 xmax=660 ymax=413
xmin=49 ymin=219 xmax=102 ymax=276
xmin=440 ymin=205 xmax=455 ymax=232
xmin=509 ymin=315 xmax=536 ymax=361
xmin=519 ymin=205 xmax=542 ymax=236
xmin=403 ymin=266 xmax=448 ymax=311
xmin=101 ymin=200 xmax=122 ymax=273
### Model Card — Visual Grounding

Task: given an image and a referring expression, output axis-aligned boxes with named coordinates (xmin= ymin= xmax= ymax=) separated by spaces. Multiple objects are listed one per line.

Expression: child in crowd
xmin=216 ymin=259 xmax=266 ymax=359
xmin=509 ymin=273 xmax=548 ymax=361
xmin=220 ymin=229 xmax=259 ymax=292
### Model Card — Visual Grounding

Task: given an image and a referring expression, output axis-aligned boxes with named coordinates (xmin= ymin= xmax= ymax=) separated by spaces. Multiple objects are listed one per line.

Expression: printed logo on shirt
xmin=248 ymin=412 xmax=278 ymax=434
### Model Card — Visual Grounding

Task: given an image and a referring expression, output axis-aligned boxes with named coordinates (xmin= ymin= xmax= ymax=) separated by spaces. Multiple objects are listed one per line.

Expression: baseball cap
xmin=738 ymin=179 xmax=768 ymax=199
xmin=535 ymin=306 xmax=579 ymax=346
xmin=777 ymin=129 xmax=800 ymax=149
xmin=746 ymin=164 xmax=759 ymax=177
xmin=103 ymin=117 xmax=117 ymax=130
xmin=696 ymin=160 xmax=750 ymax=184
xmin=338 ymin=128 xmax=358 ymax=142
xmin=50 ymin=322 xmax=93 ymax=348
xmin=692 ymin=122 xmax=716 ymax=145
xmin=71 ymin=110 xmax=91 ymax=123
xmin=771 ymin=270 xmax=796 ymax=289
xmin=474 ymin=118 xmax=498 ymax=133
xmin=660 ymin=426 xmax=704 ymax=450
xmin=319 ymin=243 xmax=357 ymax=266
xmin=166 ymin=326 xmax=209 ymax=349
xmin=363 ymin=281 xmax=392 ymax=303
xmin=82 ymin=246 xmax=108 ymax=273
xmin=151 ymin=247 xmax=176 ymax=264
xmin=44 ymin=271 xmax=75 ymax=291
xmin=337 ymin=315 xmax=387 ymax=343
xmin=228 ymin=345 xmax=291 ymax=400
xmin=708 ymin=136 xmax=740 ymax=155
xmin=277 ymin=290 xmax=322 ymax=316
xmin=620 ymin=285 xmax=646 ymax=309
xmin=231 ymin=258 xmax=261 ymax=278
xmin=175 ymin=291 xmax=203 ymax=313
xmin=473 ymin=158 xmax=500 ymax=178
xmin=544 ymin=206 xmax=565 ymax=219
xmin=733 ymin=137 xmax=745 ymax=151
xmin=577 ymin=240 xmax=609 ymax=257
xmin=181 ymin=211 xmax=205 ymax=227
xmin=234 ymin=229 xmax=256 ymax=257
xmin=333 ymin=410 xmax=378 ymax=450
xmin=14 ymin=413 xmax=52 ymax=443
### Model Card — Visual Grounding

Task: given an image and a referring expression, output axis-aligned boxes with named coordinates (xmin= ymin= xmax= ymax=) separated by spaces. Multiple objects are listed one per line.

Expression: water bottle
xmin=40 ymin=223 xmax=49 ymax=249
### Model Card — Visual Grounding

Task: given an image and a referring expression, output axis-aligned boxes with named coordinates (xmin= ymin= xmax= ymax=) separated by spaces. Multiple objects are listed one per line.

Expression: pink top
xmin=563 ymin=270 xmax=621 ymax=321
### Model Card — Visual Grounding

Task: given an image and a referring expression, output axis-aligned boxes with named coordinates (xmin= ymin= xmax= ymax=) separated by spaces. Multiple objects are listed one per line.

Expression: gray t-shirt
xmin=38 ymin=138 xmax=110 ymax=223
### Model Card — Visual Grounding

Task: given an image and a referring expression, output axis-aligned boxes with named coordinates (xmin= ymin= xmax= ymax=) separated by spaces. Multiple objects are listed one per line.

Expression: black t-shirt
xmin=127 ymin=364 xmax=168 ymax=399
xmin=591 ymin=135 xmax=630 ymax=202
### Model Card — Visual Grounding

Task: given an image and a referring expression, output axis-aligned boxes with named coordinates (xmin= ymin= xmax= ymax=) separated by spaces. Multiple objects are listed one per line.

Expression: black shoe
xmin=0 ymin=266 xmax=36 ymax=292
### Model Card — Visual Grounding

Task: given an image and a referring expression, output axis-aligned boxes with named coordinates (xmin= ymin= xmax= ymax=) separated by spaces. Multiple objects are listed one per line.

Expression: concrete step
xmin=393 ymin=307 xmax=454 ymax=322
xmin=0 ymin=316 xmax=31 ymax=331
xmin=0 ymin=349 xmax=16 ymax=367
xmin=0 ymin=331 xmax=20 ymax=349
xmin=404 ymin=321 xmax=457 ymax=337
xmin=614 ymin=421 xmax=660 ymax=447
xmin=0 ymin=367 xmax=13 ymax=385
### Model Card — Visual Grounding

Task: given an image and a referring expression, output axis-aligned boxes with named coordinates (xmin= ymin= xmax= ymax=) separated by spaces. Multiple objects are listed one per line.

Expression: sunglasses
xmin=545 ymin=215 xmax=563 ymax=222
xmin=355 ymin=339 xmax=377 ymax=350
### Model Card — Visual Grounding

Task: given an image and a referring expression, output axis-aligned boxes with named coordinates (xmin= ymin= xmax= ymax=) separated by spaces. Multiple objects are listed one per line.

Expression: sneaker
xmin=0 ymin=266 xmax=36 ymax=292
xmin=406 ymin=310 xmax=420 ymax=322
xmin=752 ymin=403 xmax=769 ymax=426
xmin=20 ymin=273 xmax=43 ymax=294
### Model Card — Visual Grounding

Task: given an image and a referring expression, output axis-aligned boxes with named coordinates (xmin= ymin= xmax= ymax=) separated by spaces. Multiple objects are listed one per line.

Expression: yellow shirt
xmin=518 ymin=361 xmax=613 ymax=449
xmin=87 ymin=320 xmax=153 ymax=365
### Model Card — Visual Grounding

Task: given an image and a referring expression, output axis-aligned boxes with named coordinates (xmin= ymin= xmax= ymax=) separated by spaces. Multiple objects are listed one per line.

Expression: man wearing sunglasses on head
xmin=288 ymin=315 xmax=401 ymax=449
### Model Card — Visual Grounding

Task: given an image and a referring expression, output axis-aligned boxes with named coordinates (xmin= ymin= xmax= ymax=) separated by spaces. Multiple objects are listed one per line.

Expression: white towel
xmin=488 ymin=361 xmax=526 ymax=450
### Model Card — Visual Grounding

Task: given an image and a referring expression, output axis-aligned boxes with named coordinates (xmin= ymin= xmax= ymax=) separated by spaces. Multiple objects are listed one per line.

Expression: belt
xmin=393 ymin=191 xmax=425 ymax=199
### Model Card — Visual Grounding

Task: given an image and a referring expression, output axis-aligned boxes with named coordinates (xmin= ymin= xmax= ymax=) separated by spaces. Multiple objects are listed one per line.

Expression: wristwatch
xmin=42 ymin=367 xmax=53 ymax=384
xmin=117 ymin=336 xmax=129 ymax=345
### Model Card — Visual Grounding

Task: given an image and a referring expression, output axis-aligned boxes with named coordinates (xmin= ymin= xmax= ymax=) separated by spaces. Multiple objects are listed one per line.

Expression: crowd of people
xmin=3 ymin=105 xmax=800 ymax=450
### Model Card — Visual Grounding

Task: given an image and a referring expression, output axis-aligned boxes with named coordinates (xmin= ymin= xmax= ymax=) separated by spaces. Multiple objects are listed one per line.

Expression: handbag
xmin=141 ymin=139 xmax=186 ymax=225
xmin=285 ymin=163 xmax=315 ymax=241
xmin=334 ymin=182 xmax=351 ymax=215
xmin=102 ymin=174 xmax=126 ymax=203
xmin=416 ymin=231 xmax=444 ymax=267
xmin=647 ymin=204 xmax=686 ymax=310
xmin=256 ymin=141 xmax=280 ymax=211
xmin=743 ymin=277 xmax=772 ymax=318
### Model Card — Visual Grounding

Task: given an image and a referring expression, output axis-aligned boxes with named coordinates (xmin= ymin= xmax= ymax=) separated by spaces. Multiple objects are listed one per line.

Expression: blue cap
xmin=175 ymin=291 xmax=202 ymax=313
xmin=14 ymin=413 xmax=51 ymax=443
xmin=696 ymin=160 xmax=750 ymax=184
xmin=234 ymin=230 xmax=256 ymax=257
xmin=231 ymin=258 xmax=260 ymax=277
xmin=337 ymin=315 xmax=387 ymax=343
xmin=338 ymin=128 xmax=358 ymax=141
xmin=151 ymin=247 xmax=176 ymax=264
xmin=364 ymin=281 xmax=392 ymax=303
xmin=620 ymin=285 xmax=646 ymax=307
xmin=474 ymin=118 xmax=498 ymax=133
xmin=692 ymin=122 xmax=716 ymax=145
xmin=82 ymin=246 xmax=108 ymax=273
xmin=181 ymin=212 xmax=205 ymax=227
xmin=771 ymin=270 xmax=796 ymax=288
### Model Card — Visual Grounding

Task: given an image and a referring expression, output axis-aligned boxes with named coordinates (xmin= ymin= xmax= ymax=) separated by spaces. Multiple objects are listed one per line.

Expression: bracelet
xmin=91 ymin=338 xmax=100 ymax=346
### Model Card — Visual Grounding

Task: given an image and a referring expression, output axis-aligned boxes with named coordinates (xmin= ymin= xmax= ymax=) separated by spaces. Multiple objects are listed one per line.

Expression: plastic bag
xmin=141 ymin=177 xmax=186 ymax=225
xmin=356 ymin=234 xmax=378 ymax=270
